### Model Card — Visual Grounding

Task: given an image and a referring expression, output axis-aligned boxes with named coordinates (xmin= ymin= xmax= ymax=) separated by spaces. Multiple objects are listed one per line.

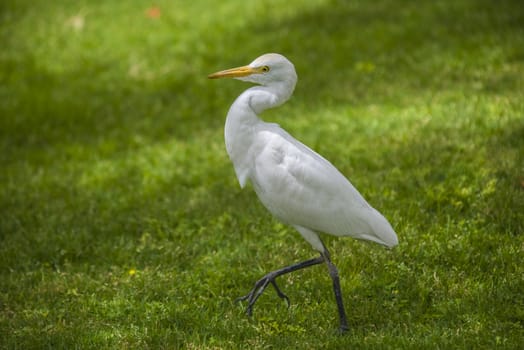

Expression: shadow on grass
xmin=3 ymin=0 xmax=523 ymax=161
xmin=486 ymin=119 xmax=524 ymax=234
xmin=242 ymin=0 xmax=524 ymax=102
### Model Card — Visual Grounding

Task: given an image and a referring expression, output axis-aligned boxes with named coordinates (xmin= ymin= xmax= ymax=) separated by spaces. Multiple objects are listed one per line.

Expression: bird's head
xmin=208 ymin=53 xmax=297 ymax=88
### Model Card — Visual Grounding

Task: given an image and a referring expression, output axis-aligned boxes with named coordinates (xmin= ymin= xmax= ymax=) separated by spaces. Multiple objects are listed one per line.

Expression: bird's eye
xmin=261 ymin=66 xmax=270 ymax=73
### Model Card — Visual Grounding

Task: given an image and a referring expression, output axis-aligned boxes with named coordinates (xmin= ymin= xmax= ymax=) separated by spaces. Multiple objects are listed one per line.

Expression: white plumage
xmin=209 ymin=53 xmax=398 ymax=331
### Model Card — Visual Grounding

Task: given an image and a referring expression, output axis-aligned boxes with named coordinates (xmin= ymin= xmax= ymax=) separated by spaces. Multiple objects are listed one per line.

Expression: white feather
xmin=216 ymin=53 xmax=398 ymax=251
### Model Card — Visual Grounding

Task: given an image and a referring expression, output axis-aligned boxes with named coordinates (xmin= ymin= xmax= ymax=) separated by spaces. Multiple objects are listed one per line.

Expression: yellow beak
xmin=208 ymin=65 xmax=260 ymax=79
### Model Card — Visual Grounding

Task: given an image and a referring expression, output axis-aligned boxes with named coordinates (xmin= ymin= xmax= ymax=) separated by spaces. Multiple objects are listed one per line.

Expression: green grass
xmin=1 ymin=0 xmax=523 ymax=348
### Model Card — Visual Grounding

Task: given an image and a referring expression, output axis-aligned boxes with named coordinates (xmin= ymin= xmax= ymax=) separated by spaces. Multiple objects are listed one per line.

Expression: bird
xmin=208 ymin=53 xmax=398 ymax=332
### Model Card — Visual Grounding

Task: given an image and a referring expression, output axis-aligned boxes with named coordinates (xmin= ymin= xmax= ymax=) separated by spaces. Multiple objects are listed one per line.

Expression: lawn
xmin=1 ymin=0 xmax=523 ymax=348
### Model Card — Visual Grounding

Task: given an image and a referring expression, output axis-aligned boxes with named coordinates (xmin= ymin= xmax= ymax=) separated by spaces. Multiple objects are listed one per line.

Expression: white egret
xmin=208 ymin=53 xmax=398 ymax=332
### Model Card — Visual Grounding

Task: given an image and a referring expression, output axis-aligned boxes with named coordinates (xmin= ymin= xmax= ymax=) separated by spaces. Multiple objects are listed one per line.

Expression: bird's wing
xmin=248 ymin=124 xmax=396 ymax=246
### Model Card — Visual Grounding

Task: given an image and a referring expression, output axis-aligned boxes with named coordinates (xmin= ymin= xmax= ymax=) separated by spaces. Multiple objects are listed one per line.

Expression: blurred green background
xmin=1 ymin=0 xmax=523 ymax=348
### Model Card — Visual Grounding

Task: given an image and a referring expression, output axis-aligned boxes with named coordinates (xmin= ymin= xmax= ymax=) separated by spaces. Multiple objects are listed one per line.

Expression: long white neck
xmin=224 ymin=82 xmax=294 ymax=187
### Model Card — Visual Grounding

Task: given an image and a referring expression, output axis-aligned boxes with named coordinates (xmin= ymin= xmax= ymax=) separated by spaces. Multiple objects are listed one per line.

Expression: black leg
xmin=237 ymin=244 xmax=349 ymax=332
xmin=320 ymin=249 xmax=349 ymax=332
xmin=236 ymin=256 xmax=324 ymax=315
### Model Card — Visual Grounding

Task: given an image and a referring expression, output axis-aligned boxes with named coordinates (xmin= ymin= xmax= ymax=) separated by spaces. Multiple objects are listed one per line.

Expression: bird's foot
xmin=236 ymin=273 xmax=290 ymax=315
xmin=338 ymin=323 xmax=349 ymax=334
